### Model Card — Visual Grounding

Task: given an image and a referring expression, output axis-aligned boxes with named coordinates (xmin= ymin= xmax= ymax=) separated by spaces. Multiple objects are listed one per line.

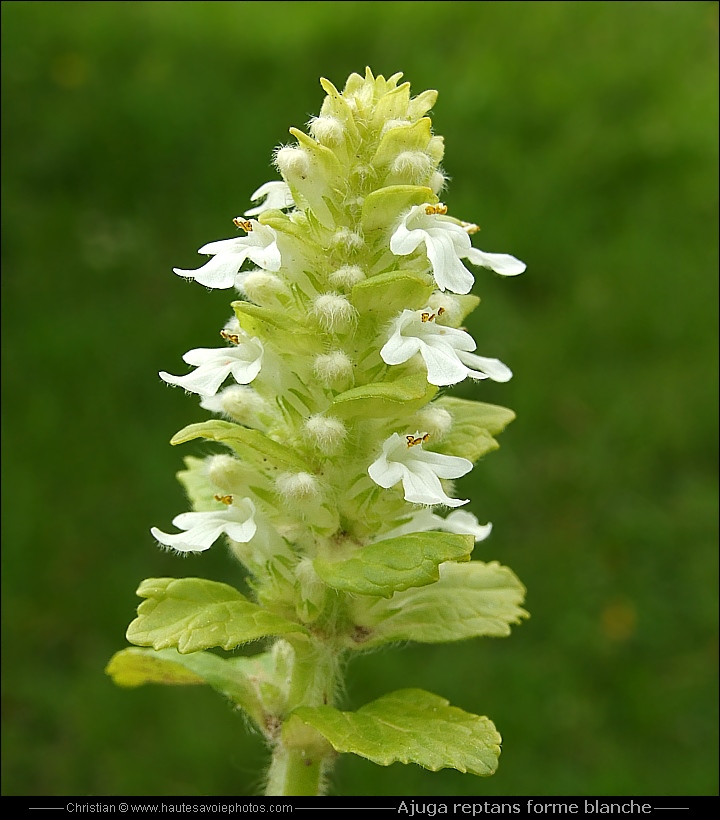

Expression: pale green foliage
xmin=108 ymin=68 xmax=526 ymax=795
xmin=314 ymin=531 xmax=474 ymax=597
xmin=126 ymin=578 xmax=308 ymax=653
xmin=292 ymin=689 xmax=502 ymax=776
xmin=350 ymin=561 xmax=528 ymax=648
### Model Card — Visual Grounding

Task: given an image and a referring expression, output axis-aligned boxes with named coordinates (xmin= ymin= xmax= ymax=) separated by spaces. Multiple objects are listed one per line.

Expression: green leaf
xmin=258 ymin=210 xmax=310 ymax=244
xmin=351 ymin=561 xmax=528 ymax=647
xmin=360 ymin=185 xmax=434 ymax=234
xmin=372 ymin=119 xmax=433 ymax=167
xmin=351 ymin=269 xmax=434 ymax=318
xmin=331 ymin=372 xmax=437 ymax=419
xmin=170 ymin=420 xmax=310 ymax=473
xmin=126 ymin=578 xmax=307 ymax=654
xmin=436 ymin=397 xmax=516 ymax=437
xmin=314 ymin=532 xmax=473 ymax=598
xmin=293 ymin=688 xmax=501 ymax=776
xmin=434 ymin=397 xmax=516 ymax=462
xmin=106 ymin=647 xmax=283 ymax=728
xmin=231 ymin=301 xmax=317 ymax=353
xmin=106 ymin=646 xmax=206 ymax=686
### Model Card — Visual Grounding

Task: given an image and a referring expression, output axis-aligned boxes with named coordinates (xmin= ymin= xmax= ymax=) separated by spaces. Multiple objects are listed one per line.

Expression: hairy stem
xmin=264 ymin=637 xmax=340 ymax=796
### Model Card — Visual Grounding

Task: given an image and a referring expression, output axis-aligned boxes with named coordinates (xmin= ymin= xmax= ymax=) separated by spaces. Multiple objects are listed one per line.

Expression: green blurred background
xmin=2 ymin=0 xmax=717 ymax=798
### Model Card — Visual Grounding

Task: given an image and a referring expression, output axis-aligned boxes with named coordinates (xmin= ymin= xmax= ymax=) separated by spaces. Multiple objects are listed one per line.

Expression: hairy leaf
xmin=351 ymin=269 xmax=434 ymax=318
xmin=170 ymin=420 xmax=310 ymax=473
xmin=350 ymin=561 xmax=528 ymax=647
xmin=361 ymin=185 xmax=434 ymax=233
xmin=293 ymin=688 xmax=501 ymax=776
xmin=434 ymin=397 xmax=516 ymax=462
xmin=106 ymin=647 xmax=282 ymax=728
xmin=314 ymin=532 xmax=473 ymax=598
xmin=332 ymin=372 xmax=437 ymax=419
xmin=126 ymin=577 xmax=307 ymax=654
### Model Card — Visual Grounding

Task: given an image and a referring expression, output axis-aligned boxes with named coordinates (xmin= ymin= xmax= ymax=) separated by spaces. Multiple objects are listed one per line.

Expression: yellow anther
xmin=233 ymin=218 xmax=253 ymax=232
xmin=461 ymin=221 xmax=480 ymax=234
xmin=406 ymin=433 xmax=430 ymax=448
xmin=220 ymin=330 xmax=240 ymax=344
xmin=214 ymin=494 xmax=233 ymax=505
xmin=421 ymin=312 xmax=437 ymax=323
xmin=437 ymin=306 xmax=446 ymax=316
xmin=425 ymin=203 xmax=448 ymax=216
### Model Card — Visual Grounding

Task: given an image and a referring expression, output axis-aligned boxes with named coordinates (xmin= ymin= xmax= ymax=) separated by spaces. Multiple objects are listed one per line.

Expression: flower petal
xmin=456 ymin=351 xmax=513 ymax=383
xmin=151 ymin=518 xmax=227 ymax=552
xmin=244 ymin=181 xmax=294 ymax=216
xmin=152 ymin=500 xmax=257 ymax=553
xmin=399 ymin=462 xmax=454 ymax=506
xmin=173 ymin=254 xmax=243 ymax=289
xmin=441 ymin=510 xmax=492 ymax=542
xmin=424 ymin=230 xmax=475 ymax=294
xmin=411 ymin=447 xmax=473 ymax=480
xmin=159 ymin=364 xmax=233 ymax=397
xmin=160 ymin=340 xmax=263 ymax=397
xmin=368 ymin=453 xmax=407 ymax=489
xmin=464 ymin=247 xmax=526 ymax=276
xmin=418 ymin=339 xmax=473 ymax=386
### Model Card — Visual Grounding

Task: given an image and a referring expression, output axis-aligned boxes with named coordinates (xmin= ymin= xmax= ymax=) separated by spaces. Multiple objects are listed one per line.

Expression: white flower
xmin=160 ymin=336 xmax=263 ymax=397
xmin=380 ymin=309 xmax=512 ymax=387
xmin=390 ymin=204 xmax=474 ymax=294
xmin=390 ymin=204 xmax=526 ymax=293
xmin=464 ymin=246 xmax=526 ymax=276
xmin=244 ymin=181 xmax=294 ymax=216
xmin=368 ymin=432 xmax=473 ymax=508
xmin=376 ymin=508 xmax=492 ymax=543
xmin=173 ymin=222 xmax=281 ymax=289
xmin=151 ymin=497 xmax=257 ymax=553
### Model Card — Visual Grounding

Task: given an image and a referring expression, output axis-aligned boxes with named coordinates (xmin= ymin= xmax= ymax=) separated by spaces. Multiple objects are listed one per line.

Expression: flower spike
xmin=114 ymin=70 xmax=527 ymax=796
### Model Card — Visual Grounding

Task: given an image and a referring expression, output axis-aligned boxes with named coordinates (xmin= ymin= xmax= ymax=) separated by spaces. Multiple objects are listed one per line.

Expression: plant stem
xmin=265 ymin=744 xmax=326 ymax=796
xmin=264 ymin=637 xmax=339 ymax=796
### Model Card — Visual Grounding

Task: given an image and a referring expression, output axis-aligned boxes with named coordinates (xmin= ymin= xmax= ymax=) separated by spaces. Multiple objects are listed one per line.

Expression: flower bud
xmin=350 ymin=163 xmax=376 ymax=183
xmin=241 ymin=270 xmax=289 ymax=308
xmin=206 ymin=454 xmax=243 ymax=490
xmin=311 ymin=293 xmax=356 ymax=332
xmin=201 ymin=384 xmax=268 ymax=427
xmin=329 ymin=264 xmax=365 ymax=289
xmin=275 ymin=472 xmax=320 ymax=502
xmin=381 ymin=118 xmax=410 ymax=135
xmin=304 ymin=414 xmax=347 ymax=454
xmin=331 ymin=227 xmax=364 ymax=253
xmin=426 ymin=136 xmax=445 ymax=164
xmin=313 ymin=350 xmax=353 ymax=387
xmin=390 ymin=151 xmax=434 ymax=184
xmin=430 ymin=170 xmax=447 ymax=195
xmin=274 ymin=145 xmax=310 ymax=178
xmin=295 ymin=557 xmax=327 ymax=623
xmin=309 ymin=116 xmax=345 ymax=147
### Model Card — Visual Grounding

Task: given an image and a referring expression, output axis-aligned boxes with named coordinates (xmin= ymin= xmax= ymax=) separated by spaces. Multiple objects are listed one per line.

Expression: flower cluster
xmin=153 ymin=74 xmax=524 ymax=551
xmin=114 ymin=70 xmax=527 ymax=797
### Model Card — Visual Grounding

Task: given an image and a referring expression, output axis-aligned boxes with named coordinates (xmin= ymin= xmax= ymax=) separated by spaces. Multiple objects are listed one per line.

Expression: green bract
xmin=108 ymin=68 xmax=527 ymax=796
